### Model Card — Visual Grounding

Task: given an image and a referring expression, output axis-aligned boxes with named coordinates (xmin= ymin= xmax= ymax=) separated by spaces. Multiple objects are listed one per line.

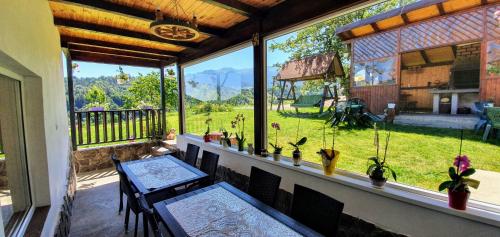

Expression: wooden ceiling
xmin=336 ymin=0 xmax=499 ymax=41
xmin=402 ymin=46 xmax=456 ymax=67
xmin=52 ymin=0 xmax=366 ymax=67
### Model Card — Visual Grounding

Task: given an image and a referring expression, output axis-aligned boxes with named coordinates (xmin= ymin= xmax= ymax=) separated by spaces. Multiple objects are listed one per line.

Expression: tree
xmin=126 ymin=72 xmax=178 ymax=111
xmin=269 ymin=0 xmax=414 ymax=99
xmin=85 ymin=85 xmax=107 ymax=104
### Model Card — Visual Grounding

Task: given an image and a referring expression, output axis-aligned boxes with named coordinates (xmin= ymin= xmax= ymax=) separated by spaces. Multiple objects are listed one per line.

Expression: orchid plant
xmin=317 ymin=124 xmax=336 ymax=160
xmin=366 ymin=123 xmax=397 ymax=181
xmin=221 ymin=128 xmax=232 ymax=147
xmin=231 ymin=114 xmax=246 ymax=151
xmin=289 ymin=118 xmax=307 ymax=151
xmin=269 ymin=122 xmax=283 ymax=154
xmin=438 ymin=130 xmax=480 ymax=193
xmin=204 ymin=117 xmax=212 ymax=136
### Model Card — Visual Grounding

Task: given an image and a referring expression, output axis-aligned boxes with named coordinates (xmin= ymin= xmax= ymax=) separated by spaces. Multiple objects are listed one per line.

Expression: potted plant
xmin=288 ymin=118 xmax=307 ymax=166
xmin=203 ymin=117 xmax=212 ymax=142
xmin=221 ymin=129 xmax=232 ymax=148
xmin=231 ymin=114 xmax=246 ymax=151
xmin=317 ymin=125 xmax=340 ymax=175
xmin=269 ymin=122 xmax=283 ymax=161
xmin=438 ymin=130 xmax=480 ymax=210
xmin=366 ymin=124 xmax=397 ymax=188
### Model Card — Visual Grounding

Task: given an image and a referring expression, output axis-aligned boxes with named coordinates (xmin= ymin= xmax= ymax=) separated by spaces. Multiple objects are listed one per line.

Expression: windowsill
xmin=182 ymin=134 xmax=500 ymax=228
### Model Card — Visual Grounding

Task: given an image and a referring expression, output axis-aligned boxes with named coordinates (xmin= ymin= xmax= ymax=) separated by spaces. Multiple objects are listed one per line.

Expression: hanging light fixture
xmin=149 ymin=0 xmax=200 ymax=41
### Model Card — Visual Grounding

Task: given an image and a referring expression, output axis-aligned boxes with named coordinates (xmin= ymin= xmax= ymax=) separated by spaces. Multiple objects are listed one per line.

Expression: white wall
xmin=178 ymin=135 xmax=500 ymax=237
xmin=0 ymin=0 xmax=71 ymax=236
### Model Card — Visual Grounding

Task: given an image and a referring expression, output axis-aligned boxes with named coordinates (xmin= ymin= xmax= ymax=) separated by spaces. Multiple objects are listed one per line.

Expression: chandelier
xmin=149 ymin=0 xmax=200 ymax=41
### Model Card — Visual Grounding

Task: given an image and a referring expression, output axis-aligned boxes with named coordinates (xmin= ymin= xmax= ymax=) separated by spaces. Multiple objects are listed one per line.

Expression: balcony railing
xmin=74 ymin=109 xmax=164 ymax=146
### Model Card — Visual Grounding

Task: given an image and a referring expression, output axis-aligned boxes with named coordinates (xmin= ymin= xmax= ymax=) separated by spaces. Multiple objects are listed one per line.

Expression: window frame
xmin=259 ymin=1 xmax=500 ymax=217
xmin=180 ymin=42 xmax=255 ymax=138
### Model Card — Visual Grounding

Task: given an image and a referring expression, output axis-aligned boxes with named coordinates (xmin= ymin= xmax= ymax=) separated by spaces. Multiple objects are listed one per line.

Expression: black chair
xmin=291 ymin=185 xmax=344 ymax=237
xmin=184 ymin=143 xmax=200 ymax=167
xmin=199 ymin=150 xmax=220 ymax=187
xmin=248 ymin=166 xmax=281 ymax=207
xmin=138 ymin=194 xmax=163 ymax=237
xmin=111 ymin=154 xmax=137 ymax=215
xmin=115 ymin=163 xmax=147 ymax=237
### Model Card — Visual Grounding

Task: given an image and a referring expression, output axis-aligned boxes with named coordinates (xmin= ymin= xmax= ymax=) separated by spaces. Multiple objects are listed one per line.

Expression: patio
xmin=1 ymin=0 xmax=500 ymax=236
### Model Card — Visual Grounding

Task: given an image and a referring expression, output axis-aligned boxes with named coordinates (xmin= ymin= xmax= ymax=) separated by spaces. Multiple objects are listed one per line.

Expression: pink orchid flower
xmin=453 ymin=155 xmax=471 ymax=173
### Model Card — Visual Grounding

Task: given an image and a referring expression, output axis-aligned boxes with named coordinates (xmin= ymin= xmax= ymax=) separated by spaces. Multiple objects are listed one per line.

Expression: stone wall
xmin=215 ymin=166 xmax=405 ymax=237
xmin=54 ymin=148 xmax=77 ymax=237
xmin=72 ymin=142 xmax=155 ymax=173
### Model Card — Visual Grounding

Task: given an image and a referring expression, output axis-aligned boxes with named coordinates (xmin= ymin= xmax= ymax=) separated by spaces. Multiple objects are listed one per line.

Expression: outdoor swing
xmin=270 ymin=52 xmax=345 ymax=114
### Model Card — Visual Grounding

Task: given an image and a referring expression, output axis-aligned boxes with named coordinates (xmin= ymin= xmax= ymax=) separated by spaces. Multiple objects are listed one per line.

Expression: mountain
xmin=184 ymin=66 xmax=279 ymax=101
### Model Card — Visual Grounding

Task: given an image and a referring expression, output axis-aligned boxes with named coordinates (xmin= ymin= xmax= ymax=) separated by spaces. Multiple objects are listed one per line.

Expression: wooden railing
xmin=74 ymin=109 xmax=164 ymax=146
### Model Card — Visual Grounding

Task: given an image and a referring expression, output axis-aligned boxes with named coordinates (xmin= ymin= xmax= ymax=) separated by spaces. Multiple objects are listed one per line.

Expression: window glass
xmin=184 ymin=46 xmax=254 ymax=146
xmin=486 ymin=40 xmax=500 ymax=77
xmin=265 ymin=0 xmax=500 ymax=208
xmin=353 ymin=57 xmax=396 ymax=87
xmin=0 ymin=76 xmax=32 ymax=235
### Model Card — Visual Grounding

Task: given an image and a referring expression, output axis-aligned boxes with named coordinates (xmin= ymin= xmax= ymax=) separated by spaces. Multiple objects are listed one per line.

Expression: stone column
xmin=451 ymin=93 xmax=459 ymax=115
xmin=433 ymin=94 xmax=440 ymax=114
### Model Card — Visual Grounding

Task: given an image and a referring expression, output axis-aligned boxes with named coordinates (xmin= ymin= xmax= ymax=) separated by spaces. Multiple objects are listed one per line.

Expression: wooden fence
xmin=74 ymin=109 xmax=164 ymax=146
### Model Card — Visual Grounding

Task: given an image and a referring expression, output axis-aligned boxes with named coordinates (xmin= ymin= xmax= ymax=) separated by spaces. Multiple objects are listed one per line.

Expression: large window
xmin=265 ymin=0 xmax=500 ymax=208
xmin=353 ymin=57 xmax=397 ymax=87
xmin=184 ymin=46 xmax=254 ymax=146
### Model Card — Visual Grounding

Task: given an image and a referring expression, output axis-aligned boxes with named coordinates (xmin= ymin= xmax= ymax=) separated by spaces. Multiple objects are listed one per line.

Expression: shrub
xmin=192 ymin=103 xmax=234 ymax=114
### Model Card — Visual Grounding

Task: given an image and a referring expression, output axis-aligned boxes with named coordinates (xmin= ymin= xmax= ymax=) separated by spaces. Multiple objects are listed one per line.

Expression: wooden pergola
xmin=54 ymin=0 xmax=367 ymax=153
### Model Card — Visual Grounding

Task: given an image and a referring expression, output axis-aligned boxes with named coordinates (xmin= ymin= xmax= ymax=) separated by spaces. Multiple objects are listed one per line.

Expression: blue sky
xmin=69 ymin=32 xmax=294 ymax=78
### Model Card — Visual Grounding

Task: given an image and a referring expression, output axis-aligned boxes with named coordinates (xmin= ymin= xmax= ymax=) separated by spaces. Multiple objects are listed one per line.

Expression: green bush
xmin=192 ymin=103 xmax=234 ymax=114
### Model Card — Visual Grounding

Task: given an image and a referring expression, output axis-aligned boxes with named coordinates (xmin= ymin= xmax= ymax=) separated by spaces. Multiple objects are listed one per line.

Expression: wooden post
xmin=160 ymin=64 xmax=167 ymax=137
xmin=66 ymin=52 xmax=77 ymax=150
xmin=253 ymin=23 xmax=265 ymax=155
xmin=176 ymin=63 xmax=185 ymax=134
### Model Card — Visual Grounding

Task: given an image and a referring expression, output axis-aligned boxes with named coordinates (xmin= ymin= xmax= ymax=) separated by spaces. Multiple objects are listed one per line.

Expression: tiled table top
xmin=126 ymin=157 xmax=198 ymax=190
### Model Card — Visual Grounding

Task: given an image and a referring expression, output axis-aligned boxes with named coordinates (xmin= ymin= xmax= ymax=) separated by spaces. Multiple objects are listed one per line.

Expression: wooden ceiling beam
xmin=66 ymin=44 xmax=174 ymax=61
xmin=201 ymin=0 xmax=262 ymax=17
xmin=370 ymin=23 xmax=380 ymax=32
xmin=60 ymin=36 xmax=179 ymax=57
xmin=401 ymin=13 xmax=410 ymax=24
xmin=420 ymin=50 xmax=430 ymax=64
xmin=69 ymin=50 xmax=175 ymax=68
xmin=436 ymin=3 xmax=445 ymax=16
xmin=50 ymin=0 xmax=224 ymax=37
xmin=180 ymin=0 xmax=367 ymax=63
xmin=54 ymin=18 xmax=198 ymax=49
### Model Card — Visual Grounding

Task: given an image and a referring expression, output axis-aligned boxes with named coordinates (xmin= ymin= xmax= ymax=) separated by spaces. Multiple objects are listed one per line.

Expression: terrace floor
xmin=69 ymin=168 xmax=150 ymax=237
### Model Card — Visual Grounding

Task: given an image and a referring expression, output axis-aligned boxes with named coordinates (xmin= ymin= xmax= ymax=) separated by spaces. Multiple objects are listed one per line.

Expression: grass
xmin=77 ymin=106 xmax=500 ymax=192
xmin=184 ymin=107 xmax=500 ymax=191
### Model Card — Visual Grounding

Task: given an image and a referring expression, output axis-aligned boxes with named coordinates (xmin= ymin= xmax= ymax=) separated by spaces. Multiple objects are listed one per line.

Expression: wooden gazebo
xmin=272 ymin=52 xmax=344 ymax=113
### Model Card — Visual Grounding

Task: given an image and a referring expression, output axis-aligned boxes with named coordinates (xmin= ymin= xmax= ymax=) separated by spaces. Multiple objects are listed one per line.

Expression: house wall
xmin=0 ymin=0 xmax=72 ymax=236
xmin=178 ymin=135 xmax=500 ymax=237
xmin=400 ymin=65 xmax=451 ymax=110
xmin=350 ymin=3 xmax=500 ymax=112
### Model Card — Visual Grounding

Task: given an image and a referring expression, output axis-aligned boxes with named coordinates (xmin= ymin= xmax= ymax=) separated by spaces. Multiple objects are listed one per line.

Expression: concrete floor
xmin=69 ymin=168 xmax=149 ymax=237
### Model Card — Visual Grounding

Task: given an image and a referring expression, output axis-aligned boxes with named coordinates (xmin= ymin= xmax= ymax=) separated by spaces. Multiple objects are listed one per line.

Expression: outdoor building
xmin=336 ymin=0 xmax=500 ymax=114
xmin=0 ymin=0 xmax=499 ymax=237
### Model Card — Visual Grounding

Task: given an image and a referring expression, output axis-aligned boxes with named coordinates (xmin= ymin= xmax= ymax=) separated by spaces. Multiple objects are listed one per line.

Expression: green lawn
xmin=77 ymin=107 xmax=500 ymax=192
xmin=184 ymin=107 xmax=500 ymax=191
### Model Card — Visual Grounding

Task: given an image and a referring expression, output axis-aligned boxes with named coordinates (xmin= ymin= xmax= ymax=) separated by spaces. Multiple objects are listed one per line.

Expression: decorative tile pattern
xmin=126 ymin=158 xmax=197 ymax=189
xmin=166 ymin=187 xmax=302 ymax=237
